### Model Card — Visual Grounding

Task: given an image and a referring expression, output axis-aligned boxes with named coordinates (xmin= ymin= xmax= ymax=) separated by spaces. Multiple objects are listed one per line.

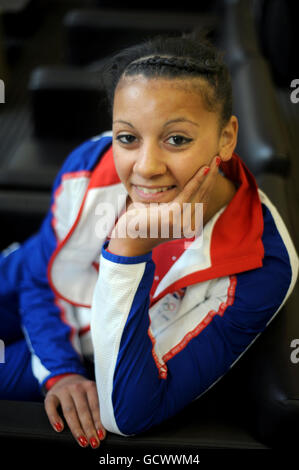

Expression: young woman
xmin=0 ymin=33 xmax=298 ymax=449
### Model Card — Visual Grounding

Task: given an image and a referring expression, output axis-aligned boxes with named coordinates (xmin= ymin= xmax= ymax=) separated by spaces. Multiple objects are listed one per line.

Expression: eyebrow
xmin=113 ymin=120 xmax=134 ymax=128
xmin=113 ymin=118 xmax=199 ymax=128
xmin=163 ymin=118 xmax=199 ymax=127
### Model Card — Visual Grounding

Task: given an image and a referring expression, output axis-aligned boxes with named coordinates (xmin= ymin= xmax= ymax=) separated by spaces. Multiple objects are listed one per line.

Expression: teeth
xmin=136 ymin=185 xmax=173 ymax=194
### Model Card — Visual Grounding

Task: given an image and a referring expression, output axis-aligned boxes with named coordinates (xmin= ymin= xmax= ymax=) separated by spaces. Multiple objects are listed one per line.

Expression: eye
xmin=166 ymin=135 xmax=193 ymax=146
xmin=115 ymin=134 xmax=137 ymax=145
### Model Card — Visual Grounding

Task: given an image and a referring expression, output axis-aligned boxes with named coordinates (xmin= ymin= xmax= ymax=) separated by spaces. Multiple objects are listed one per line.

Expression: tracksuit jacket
xmin=2 ymin=132 xmax=298 ymax=436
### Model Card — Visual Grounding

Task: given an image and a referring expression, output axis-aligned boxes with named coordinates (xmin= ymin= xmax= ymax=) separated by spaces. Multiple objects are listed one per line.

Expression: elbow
xmin=109 ymin=384 xmax=166 ymax=436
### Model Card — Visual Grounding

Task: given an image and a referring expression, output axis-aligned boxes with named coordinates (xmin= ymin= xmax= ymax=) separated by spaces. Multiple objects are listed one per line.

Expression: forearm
xmin=20 ymin=294 xmax=87 ymax=387
xmin=20 ymin=234 xmax=86 ymax=386
xmin=91 ymin=244 xmax=205 ymax=436
xmin=91 ymin=247 xmax=262 ymax=438
xmin=91 ymin=243 xmax=162 ymax=435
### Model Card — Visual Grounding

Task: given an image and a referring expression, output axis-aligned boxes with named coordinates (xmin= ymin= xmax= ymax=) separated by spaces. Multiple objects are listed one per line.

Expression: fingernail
xmin=54 ymin=422 xmax=63 ymax=432
xmin=97 ymin=429 xmax=105 ymax=440
xmin=89 ymin=437 xmax=99 ymax=449
xmin=203 ymin=167 xmax=210 ymax=175
xmin=215 ymin=156 xmax=221 ymax=166
xmin=77 ymin=435 xmax=88 ymax=447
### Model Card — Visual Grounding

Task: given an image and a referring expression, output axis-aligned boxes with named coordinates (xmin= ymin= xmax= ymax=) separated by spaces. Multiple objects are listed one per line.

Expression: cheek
xmin=200 ymin=130 xmax=220 ymax=158
xmin=172 ymin=148 xmax=210 ymax=187
xmin=170 ymin=162 xmax=196 ymax=189
xmin=113 ymin=150 xmax=132 ymax=183
xmin=188 ymin=137 xmax=219 ymax=172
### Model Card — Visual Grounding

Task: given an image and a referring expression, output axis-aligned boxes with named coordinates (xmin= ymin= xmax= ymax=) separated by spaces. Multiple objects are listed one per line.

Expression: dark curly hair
xmin=100 ymin=30 xmax=232 ymax=129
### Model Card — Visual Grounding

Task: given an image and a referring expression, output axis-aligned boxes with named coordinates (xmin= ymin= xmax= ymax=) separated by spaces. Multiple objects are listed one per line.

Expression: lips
xmin=133 ymin=184 xmax=176 ymax=201
xmin=135 ymin=185 xmax=176 ymax=194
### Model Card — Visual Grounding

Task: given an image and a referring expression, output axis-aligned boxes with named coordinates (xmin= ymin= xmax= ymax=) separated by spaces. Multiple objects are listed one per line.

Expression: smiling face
xmin=112 ymin=75 xmax=237 ymax=205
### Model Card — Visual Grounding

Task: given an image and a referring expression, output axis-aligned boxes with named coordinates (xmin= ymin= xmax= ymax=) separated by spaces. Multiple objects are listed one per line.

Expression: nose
xmin=133 ymin=141 xmax=167 ymax=179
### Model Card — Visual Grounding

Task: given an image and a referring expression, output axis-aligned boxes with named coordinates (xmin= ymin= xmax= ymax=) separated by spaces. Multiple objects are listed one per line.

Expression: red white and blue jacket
xmin=8 ymin=132 xmax=298 ymax=436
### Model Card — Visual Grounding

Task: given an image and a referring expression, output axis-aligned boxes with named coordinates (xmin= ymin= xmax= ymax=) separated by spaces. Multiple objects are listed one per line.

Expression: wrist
xmin=45 ymin=373 xmax=77 ymax=391
xmin=107 ymin=238 xmax=155 ymax=257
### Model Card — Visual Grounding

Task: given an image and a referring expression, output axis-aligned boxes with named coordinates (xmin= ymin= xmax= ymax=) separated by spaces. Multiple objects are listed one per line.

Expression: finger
xmin=196 ymin=155 xmax=221 ymax=199
xmin=85 ymin=382 xmax=107 ymax=442
xmin=196 ymin=155 xmax=220 ymax=185
xmin=187 ymin=155 xmax=220 ymax=205
xmin=44 ymin=394 xmax=64 ymax=433
xmin=179 ymin=156 xmax=220 ymax=235
xmin=60 ymin=393 xmax=89 ymax=448
xmin=206 ymin=155 xmax=221 ymax=177
xmin=71 ymin=383 xmax=101 ymax=449
xmin=174 ymin=163 xmax=212 ymax=206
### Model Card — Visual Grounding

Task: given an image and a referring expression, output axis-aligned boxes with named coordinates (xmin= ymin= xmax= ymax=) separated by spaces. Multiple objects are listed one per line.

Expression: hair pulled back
xmin=100 ymin=31 xmax=232 ymax=128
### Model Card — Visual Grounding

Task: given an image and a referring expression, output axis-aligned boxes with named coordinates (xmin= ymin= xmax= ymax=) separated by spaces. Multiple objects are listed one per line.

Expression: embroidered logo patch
xmin=149 ymin=291 xmax=184 ymax=336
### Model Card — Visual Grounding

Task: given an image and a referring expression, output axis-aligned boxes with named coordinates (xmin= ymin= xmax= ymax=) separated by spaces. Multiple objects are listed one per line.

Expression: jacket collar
xmin=149 ymin=152 xmax=264 ymax=303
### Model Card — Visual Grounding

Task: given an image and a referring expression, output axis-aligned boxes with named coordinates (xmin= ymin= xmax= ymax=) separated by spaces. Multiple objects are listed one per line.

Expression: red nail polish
xmin=78 ymin=435 xmax=88 ymax=447
xmin=54 ymin=422 xmax=63 ymax=432
xmin=97 ymin=429 xmax=104 ymax=440
xmin=203 ymin=167 xmax=210 ymax=175
xmin=216 ymin=156 xmax=221 ymax=166
xmin=89 ymin=437 xmax=98 ymax=449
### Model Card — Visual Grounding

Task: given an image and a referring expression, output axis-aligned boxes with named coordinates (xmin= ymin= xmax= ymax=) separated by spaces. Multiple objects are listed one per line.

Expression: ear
xmin=218 ymin=115 xmax=238 ymax=162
